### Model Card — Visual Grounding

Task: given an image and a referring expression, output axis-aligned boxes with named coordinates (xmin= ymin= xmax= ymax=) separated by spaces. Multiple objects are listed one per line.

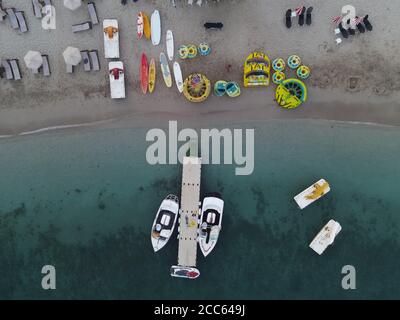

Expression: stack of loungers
xmin=81 ymin=50 xmax=101 ymax=72
xmin=40 ymin=55 xmax=51 ymax=76
xmin=3 ymin=6 xmax=28 ymax=33
xmin=32 ymin=55 xmax=51 ymax=77
xmin=1 ymin=59 xmax=22 ymax=80
xmin=67 ymin=50 xmax=100 ymax=74
xmin=71 ymin=2 xmax=99 ymax=33
xmin=32 ymin=0 xmax=43 ymax=18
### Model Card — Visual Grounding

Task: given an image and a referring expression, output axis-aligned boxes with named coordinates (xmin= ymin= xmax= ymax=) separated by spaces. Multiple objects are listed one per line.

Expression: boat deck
xmin=177 ymin=156 xmax=202 ymax=267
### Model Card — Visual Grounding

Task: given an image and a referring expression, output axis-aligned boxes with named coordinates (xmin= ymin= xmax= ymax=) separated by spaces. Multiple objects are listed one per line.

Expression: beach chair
xmin=72 ymin=21 xmax=93 ymax=33
xmin=32 ymin=0 xmax=43 ymax=19
xmin=6 ymin=8 xmax=19 ymax=29
xmin=9 ymin=59 xmax=21 ymax=80
xmin=66 ymin=64 xmax=74 ymax=74
xmin=41 ymin=55 xmax=51 ymax=76
xmin=81 ymin=50 xmax=91 ymax=72
xmin=89 ymin=50 xmax=100 ymax=71
xmin=15 ymin=11 xmax=28 ymax=33
xmin=88 ymin=2 xmax=99 ymax=25
xmin=1 ymin=59 xmax=14 ymax=80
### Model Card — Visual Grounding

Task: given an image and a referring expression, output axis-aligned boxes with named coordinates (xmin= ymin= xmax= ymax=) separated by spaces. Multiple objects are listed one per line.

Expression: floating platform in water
xmin=171 ymin=156 xmax=202 ymax=279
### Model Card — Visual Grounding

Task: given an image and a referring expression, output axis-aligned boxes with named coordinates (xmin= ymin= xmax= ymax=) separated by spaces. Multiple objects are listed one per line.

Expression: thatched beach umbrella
xmin=63 ymin=47 xmax=81 ymax=66
xmin=24 ymin=51 xmax=43 ymax=70
xmin=63 ymin=0 xmax=82 ymax=11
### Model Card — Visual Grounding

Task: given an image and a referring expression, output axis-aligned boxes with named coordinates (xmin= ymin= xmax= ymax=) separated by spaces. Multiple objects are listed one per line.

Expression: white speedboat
xmin=309 ymin=219 xmax=342 ymax=255
xmin=170 ymin=265 xmax=200 ymax=279
xmin=109 ymin=61 xmax=125 ymax=99
xmin=198 ymin=193 xmax=224 ymax=257
xmin=294 ymin=179 xmax=330 ymax=209
xmin=151 ymin=194 xmax=179 ymax=252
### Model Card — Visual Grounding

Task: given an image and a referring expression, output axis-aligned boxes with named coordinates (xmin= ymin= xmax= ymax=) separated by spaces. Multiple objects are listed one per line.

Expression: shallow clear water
xmin=0 ymin=119 xmax=399 ymax=299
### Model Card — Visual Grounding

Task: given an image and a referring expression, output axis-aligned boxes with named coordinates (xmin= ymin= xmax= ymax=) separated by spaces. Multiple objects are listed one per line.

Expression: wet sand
xmin=1 ymin=0 xmax=400 ymax=135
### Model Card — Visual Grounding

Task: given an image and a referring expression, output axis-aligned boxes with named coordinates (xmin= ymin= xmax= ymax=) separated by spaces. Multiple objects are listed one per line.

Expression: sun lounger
xmin=89 ymin=50 xmax=100 ymax=71
xmin=15 ymin=11 xmax=28 ymax=33
xmin=41 ymin=55 xmax=51 ymax=76
xmin=72 ymin=21 xmax=93 ymax=33
xmin=32 ymin=0 xmax=43 ymax=19
xmin=66 ymin=64 xmax=74 ymax=74
xmin=9 ymin=59 xmax=21 ymax=80
xmin=88 ymin=2 xmax=99 ymax=25
xmin=6 ymin=8 xmax=19 ymax=29
xmin=1 ymin=59 xmax=14 ymax=80
xmin=81 ymin=50 xmax=91 ymax=72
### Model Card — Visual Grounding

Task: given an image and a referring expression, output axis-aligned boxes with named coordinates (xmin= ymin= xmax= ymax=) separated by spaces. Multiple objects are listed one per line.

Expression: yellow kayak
xmin=143 ymin=13 xmax=151 ymax=40
xmin=148 ymin=58 xmax=156 ymax=93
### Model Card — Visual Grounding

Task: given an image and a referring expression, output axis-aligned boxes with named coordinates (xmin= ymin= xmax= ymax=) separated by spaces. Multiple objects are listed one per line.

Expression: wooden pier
xmin=177 ymin=156 xmax=202 ymax=267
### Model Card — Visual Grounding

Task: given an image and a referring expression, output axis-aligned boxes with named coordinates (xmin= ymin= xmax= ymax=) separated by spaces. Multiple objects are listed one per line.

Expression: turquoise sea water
xmin=0 ymin=119 xmax=399 ymax=299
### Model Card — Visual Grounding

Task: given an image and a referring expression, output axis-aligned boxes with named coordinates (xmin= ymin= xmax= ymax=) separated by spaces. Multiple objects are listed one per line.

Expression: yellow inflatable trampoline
xmin=243 ymin=51 xmax=271 ymax=87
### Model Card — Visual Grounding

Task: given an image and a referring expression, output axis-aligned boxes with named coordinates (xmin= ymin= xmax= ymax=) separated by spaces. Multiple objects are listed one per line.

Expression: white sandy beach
xmin=1 ymin=0 xmax=400 ymax=135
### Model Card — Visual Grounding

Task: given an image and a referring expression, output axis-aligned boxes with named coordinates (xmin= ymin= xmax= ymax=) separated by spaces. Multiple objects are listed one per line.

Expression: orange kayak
xmin=143 ymin=12 xmax=151 ymax=40
xmin=141 ymin=53 xmax=149 ymax=94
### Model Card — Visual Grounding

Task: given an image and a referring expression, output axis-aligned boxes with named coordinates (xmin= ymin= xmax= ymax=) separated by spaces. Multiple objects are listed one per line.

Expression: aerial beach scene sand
xmin=1 ymin=0 xmax=400 ymax=301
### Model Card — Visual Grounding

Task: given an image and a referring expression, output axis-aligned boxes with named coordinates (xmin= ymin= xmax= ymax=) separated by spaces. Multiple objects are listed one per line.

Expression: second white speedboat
xmin=198 ymin=193 xmax=224 ymax=257
xmin=151 ymin=194 xmax=179 ymax=252
xmin=309 ymin=219 xmax=342 ymax=255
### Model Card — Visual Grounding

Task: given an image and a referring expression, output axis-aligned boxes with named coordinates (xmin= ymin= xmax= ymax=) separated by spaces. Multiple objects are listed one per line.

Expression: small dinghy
xmin=294 ymin=179 xmax=330 ymax=209
xmin=309 ymin=219 xmax=342 ymax=255
xmin=198 ymin=193 xmax=224 ymax=257
xmin=151 ymin=194 xmax=179 ymax=252
xmin=170 ymin=265 xmax=200 ymax=279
